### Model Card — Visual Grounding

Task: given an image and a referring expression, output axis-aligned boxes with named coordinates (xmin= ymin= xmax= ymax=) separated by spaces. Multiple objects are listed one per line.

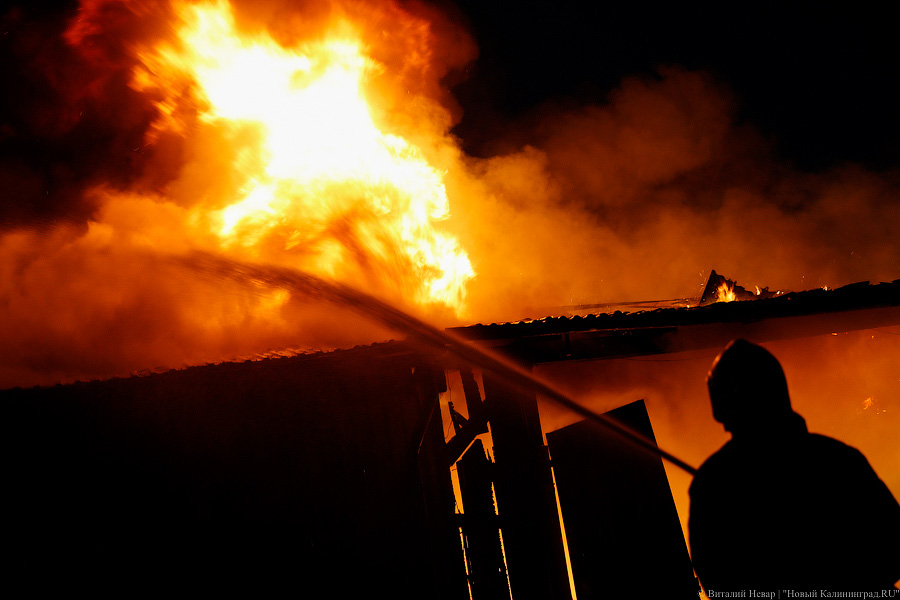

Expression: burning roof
xmin=450 ymin=279 xmax=900 ymax=363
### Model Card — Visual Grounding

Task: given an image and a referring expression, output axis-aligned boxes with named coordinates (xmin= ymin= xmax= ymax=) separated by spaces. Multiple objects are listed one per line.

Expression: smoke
xmin=533 ymin=330 xmax=900 ymax=543
xmin=1 ymin=0 xmax=899 ymax=389
xmin=441 ymin=57 xmax=900 ymax=558
xmin=445 ymin=67 xmax=900 ymax=322
xmin=0 ymin=3 xmax=139 ymax=223
xmin=0 ymin=212 xmax=394 ymax=388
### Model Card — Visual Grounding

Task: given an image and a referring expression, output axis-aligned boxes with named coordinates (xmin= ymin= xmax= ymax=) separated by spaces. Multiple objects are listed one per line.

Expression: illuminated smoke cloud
xmin=1 ymin=0 xmax=898 ymax=390
xmin=452 ymin=67 xmax=900 ymax=322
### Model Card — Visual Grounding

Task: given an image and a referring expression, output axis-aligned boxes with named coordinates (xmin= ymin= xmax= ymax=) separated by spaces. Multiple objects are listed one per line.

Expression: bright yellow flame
xmin=136 ymin=0 xmax=473 ymax=312
xmin=715 ymin=282 xmax=736 ymax=303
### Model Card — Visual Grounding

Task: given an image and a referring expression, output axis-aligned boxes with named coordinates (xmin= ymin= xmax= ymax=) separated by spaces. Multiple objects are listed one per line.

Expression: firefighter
xmin=689 ymin=339 xmax=900 ymax=592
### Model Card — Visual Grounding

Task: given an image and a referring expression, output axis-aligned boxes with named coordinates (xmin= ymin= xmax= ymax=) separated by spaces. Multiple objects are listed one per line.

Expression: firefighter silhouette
xmin=689 ymin=339 xmax=900 ymax=591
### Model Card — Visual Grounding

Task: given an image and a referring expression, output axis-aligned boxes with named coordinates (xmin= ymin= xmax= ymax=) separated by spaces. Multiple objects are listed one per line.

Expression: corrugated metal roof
xmin=447 ymin=280 xmax=900 ymax=363
xmin=451 ymin=280 xmax=900 ymax=340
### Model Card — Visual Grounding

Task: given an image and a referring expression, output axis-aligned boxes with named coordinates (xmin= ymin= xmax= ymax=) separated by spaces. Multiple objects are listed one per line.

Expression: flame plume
xmin=0 ymin=0 xmax=480 ymax=389
xmin=128 ymin=0 xmax=472 ymax=311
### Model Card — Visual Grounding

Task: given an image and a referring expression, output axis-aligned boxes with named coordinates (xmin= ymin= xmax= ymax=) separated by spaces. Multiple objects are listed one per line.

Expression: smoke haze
xmin=449 ymin=67 xmax=900 ymax=322
xmin=534 ymin=330 xmax=900 ymax=542
xmin=1 ymin=0 xmax=898 ymax=389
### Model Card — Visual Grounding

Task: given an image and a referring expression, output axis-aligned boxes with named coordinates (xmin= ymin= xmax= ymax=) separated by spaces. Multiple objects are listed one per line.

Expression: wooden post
xmin=481 ymin=373 xmax=572 ymax=600
xmin=457 ymin=439 xmax=510 ymax=600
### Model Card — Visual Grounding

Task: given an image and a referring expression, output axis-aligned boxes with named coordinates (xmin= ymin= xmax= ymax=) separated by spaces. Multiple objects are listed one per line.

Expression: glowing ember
xmin=133 ymin=0 xmax=473 ymax=311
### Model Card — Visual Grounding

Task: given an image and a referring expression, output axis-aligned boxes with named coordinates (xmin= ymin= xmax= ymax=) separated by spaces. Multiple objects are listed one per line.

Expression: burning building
xmin=2 ymin=0 xmax=900 ymax=597
xmin=4 ymin=276 xmax=899 ymax=597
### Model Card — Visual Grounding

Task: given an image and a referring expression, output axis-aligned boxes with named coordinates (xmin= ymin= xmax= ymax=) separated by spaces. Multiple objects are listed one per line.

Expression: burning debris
xmin=448 ymin=279 xmax=900 ymax=372
xmin=698 ymin=269 xmax=782 ymax=305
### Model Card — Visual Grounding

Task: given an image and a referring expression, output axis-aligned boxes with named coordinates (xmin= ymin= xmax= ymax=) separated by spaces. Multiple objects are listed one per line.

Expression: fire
xmin=715 ymin=282 xmax=736 ymax=303
xmin=132 ymin=0 xmax=473 ymax=311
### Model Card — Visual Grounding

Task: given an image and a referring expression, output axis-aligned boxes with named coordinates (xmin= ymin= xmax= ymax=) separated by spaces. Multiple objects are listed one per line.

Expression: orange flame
xmin=715 ymin=281 xmax=736 ymax=303
xmin=132 ymin=0 xmax=473 ymax=312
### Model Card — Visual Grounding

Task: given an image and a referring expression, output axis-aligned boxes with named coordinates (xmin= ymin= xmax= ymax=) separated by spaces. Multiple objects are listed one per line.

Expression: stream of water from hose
xmin=178 ymin=251 xmax=698 ymax=475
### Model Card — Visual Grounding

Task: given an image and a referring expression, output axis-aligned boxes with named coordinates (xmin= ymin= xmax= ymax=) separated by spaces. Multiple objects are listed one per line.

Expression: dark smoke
xmin=0 ymin=1 xmax=178 ymax=226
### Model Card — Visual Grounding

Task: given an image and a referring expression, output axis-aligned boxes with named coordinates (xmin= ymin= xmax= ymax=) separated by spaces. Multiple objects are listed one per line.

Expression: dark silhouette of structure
xmin=547 ymin=400 xmax=699 ymax=599
xmin=689 ymin=339 xmax=900 ymax=591
xmin=1 ymin=343 xmax=467 ymax=598
xmin=3 ymin=281 xmax=900 ymax=596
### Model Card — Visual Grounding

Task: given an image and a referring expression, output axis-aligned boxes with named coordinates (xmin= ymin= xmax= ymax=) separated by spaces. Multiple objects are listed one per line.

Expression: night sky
xmin=449 ymin=0 xmax=900 ymax=171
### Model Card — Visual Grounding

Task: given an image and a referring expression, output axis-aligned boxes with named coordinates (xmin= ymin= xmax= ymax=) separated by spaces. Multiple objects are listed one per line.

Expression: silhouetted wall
xmin=1 ymin=342 xmax=466 ymax=598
